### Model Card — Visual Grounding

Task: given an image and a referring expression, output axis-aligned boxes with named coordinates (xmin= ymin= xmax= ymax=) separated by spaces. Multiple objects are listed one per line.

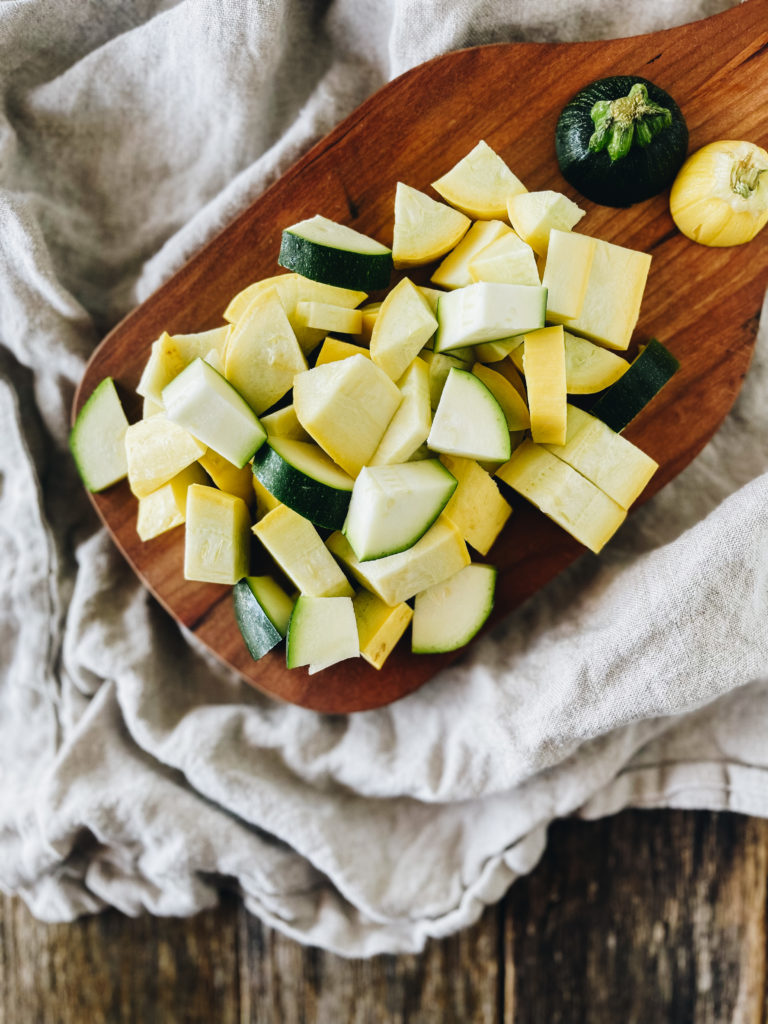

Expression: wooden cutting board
xmin=74 ymin=0 xmax=768 ymax=713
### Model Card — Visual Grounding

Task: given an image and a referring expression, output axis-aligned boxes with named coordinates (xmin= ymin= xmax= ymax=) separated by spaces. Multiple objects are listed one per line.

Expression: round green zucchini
xmin=555 ymin=76 xmax=688 ymax=207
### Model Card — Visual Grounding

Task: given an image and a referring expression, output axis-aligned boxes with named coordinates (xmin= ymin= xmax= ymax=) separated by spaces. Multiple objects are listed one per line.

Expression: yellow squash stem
xmin=670 ymin=140 xmax=768 ymax=246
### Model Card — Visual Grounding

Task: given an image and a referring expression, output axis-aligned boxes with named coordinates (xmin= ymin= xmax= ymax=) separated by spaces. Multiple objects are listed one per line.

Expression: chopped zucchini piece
xmin=471 ymin=363 xmax=530 ymax=431
xmin=233 ymin=576 xmax=294 ymax=661
xmin=434 ymin=282 xmax=547 ymax=353
xmin=251 ymin=438 xmax=354 ymax=531
xmin=412 ymin=564 xmax=497 ymax=654
xmin=589 ymin=339 xmax=679 ymax=431
xmin=286 ymin=595 xmax=359 ymax=674
xmin=69 ymin=377 xmax=130 ymax=492
xmin=343 ymin=460 xmax=457 ymax=561
xmin=428 ymin=368 xmax=511 ymax=463
xmin=162 ymin=357 xmax=266 ymax=469
xmin=279 ymin=215 xmax=392 ymax=291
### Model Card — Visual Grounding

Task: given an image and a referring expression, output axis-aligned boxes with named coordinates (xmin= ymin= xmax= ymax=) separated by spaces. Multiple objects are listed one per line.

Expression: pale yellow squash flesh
xmin=184 ymin=484 xmax=251 ymax=584
xmin=496 ymin=440 xmax=626 ymax=554
xmin=506 ymin=190 xmax=585 ymax=256
xmin=543 ymin=404 xmax=658 ymax=509
xmin=564 ymin=238 xmax=652 ymax=351
xmin=315 ymin=337 xmax=372 ymax=366
xmin=198 ymin=449 xmax=254 ymax=505
xmin=439 ymin=454 xmax=512 ymax=556
xmin=392 ymin=182 xmax=470 ymax=268
xmin=471 ymin=362 xmax=530 ymax=430
xmin=252 ymin=476 xmax=281 ymax=519
xmin=352 ymin=590 xmax=413 ymax=670
xmin=369 ymin=356 xmax=432 ymax=466
xmin=252 ymin=504 xmax=353 ymax=598
xmin=522 ymin=326 xmax=567 ymax=446
xmin=370 ymin=277 xmax=437 ymax=381
xmin=327 ymin=516 xmax=470 ymax=607
xmin=293 ymin=354 xmax=402 ymax=477
xmin=541 ymin=230 xmax=596 ymax=321
xmin=468 ymin=231 xmax=540 ymax=287
xmin=259 ymin=404 xmax=311 ymax=442
xmin=294 ymin=301 xmax=362 ymax=335
xmin=430 ymin=219 xmax=512 ymax=289
xmin=125 ymin=415 xmax=207 ymax=499
xmin=136 ymin=463 xmax=208 ymax=541
xmin=561 ymin=332 xmax=630 ymax=394
xmin=431 ymin=140 xmax=527 ymax=219
xmin=224 ymin=289 xmax=308 ymax=415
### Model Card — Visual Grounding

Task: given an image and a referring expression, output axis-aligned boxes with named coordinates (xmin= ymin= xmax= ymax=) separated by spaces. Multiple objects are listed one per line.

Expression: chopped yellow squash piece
xmin=430 ymin=219 xmax=512 ymax=289
xmin=315 ymin=337 xmax=372 ymax=366
xmin=496 ymin=440 xmax=626 ymax=553
xmin=224 ymin=288 xmax=307 ymax=414
xmin=252 ymin=476 xmax=281 ymax=519
xmin=370 ymin=356 xmax=431 ymax=466
xmin=506 ymin=190 xmax=585 ymax=256
xmin=125 ymin=416 xmax=207 ymax=499
xmin=469 ymin=231 xmax=540 ymax=287
xmin=293 ymin=354 xmax=401 ymax=477
xmin=392 ymin=183 xmax=470 ymax=268
xmin=353 ymin=590 xmax=413 ymax=670
xmin=357 ymin=302 xmax=381 ymax=342
xmin=564 ymin=238 xmax=652 ymax=351
xmin=431 ymin=140 xmax=527 ymax=219
xmin=252 ymin=504 xmax=353 ymax=597
xmin=184 ymin=484 xmax=251 ymax=584
xmin=294 ymin=301 xmax=362 ymax=335
xmin=543 ymin=405 xmax=658 ymax=509
xmin=522 ymin=326 xmax=567 ymax=445
xmin=370 ymin=277 xmax=437 ymax=381
xmin=541 ymin=230 xmax=596 ymax=321
xmin=259 ymin=404 xmax=311 ymax=442
xmin=198 ymin=449 xmax=254 ymax=505
xmin=439 ymin=454 xmax=512 ymax=556
xmin=136 ymin=463 xmax=208 ymax=541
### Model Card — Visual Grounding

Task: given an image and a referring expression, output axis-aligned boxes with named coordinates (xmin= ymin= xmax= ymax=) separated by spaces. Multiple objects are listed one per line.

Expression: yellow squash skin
xmin=670 ymin=140 xmax=768 ymax=247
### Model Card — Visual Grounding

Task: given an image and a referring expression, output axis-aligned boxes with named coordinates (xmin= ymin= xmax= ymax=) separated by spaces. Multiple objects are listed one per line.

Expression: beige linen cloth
xmin=1 ymin=0 xmax=766 ymax=956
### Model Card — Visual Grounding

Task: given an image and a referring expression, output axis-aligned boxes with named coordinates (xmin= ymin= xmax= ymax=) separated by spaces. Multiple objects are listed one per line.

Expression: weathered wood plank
xmin=236 ymin=900 xmax=502 ymax=1023
xmin=1 ymin=811 xmax=766 ymax=1023
xmin=504 ymin=811 xmax=768 ymax=1024
xmin=0 ymin=891 xmax=241 ymax=1024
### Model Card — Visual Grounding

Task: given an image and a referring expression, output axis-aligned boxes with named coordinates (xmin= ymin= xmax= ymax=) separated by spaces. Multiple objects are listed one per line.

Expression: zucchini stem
xmin=589 ymin=83 xmax=672 ymax=163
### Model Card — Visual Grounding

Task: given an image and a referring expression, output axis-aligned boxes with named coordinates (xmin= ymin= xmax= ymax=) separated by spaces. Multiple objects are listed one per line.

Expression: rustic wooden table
xmin=2 ymin=808 xmax=764 ymax=1023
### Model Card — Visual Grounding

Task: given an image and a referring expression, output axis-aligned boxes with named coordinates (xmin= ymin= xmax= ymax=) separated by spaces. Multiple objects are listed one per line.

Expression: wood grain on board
xmin=74 ymin=0 xmax=768 ymax=712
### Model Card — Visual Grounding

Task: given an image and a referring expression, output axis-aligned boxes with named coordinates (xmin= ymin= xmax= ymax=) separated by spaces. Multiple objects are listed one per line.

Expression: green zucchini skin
xmin=590 ymin=338 xmax=680 ymax=432
xmin=251 ymin=442 xmax=352 ymax=531
xmin=555 ymin=76 xmax=688 ymax=207
xmin=278 ymin=232 xmax=393 ymax=291
xmin=233 ymin=579 xmax=284 ymax=661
